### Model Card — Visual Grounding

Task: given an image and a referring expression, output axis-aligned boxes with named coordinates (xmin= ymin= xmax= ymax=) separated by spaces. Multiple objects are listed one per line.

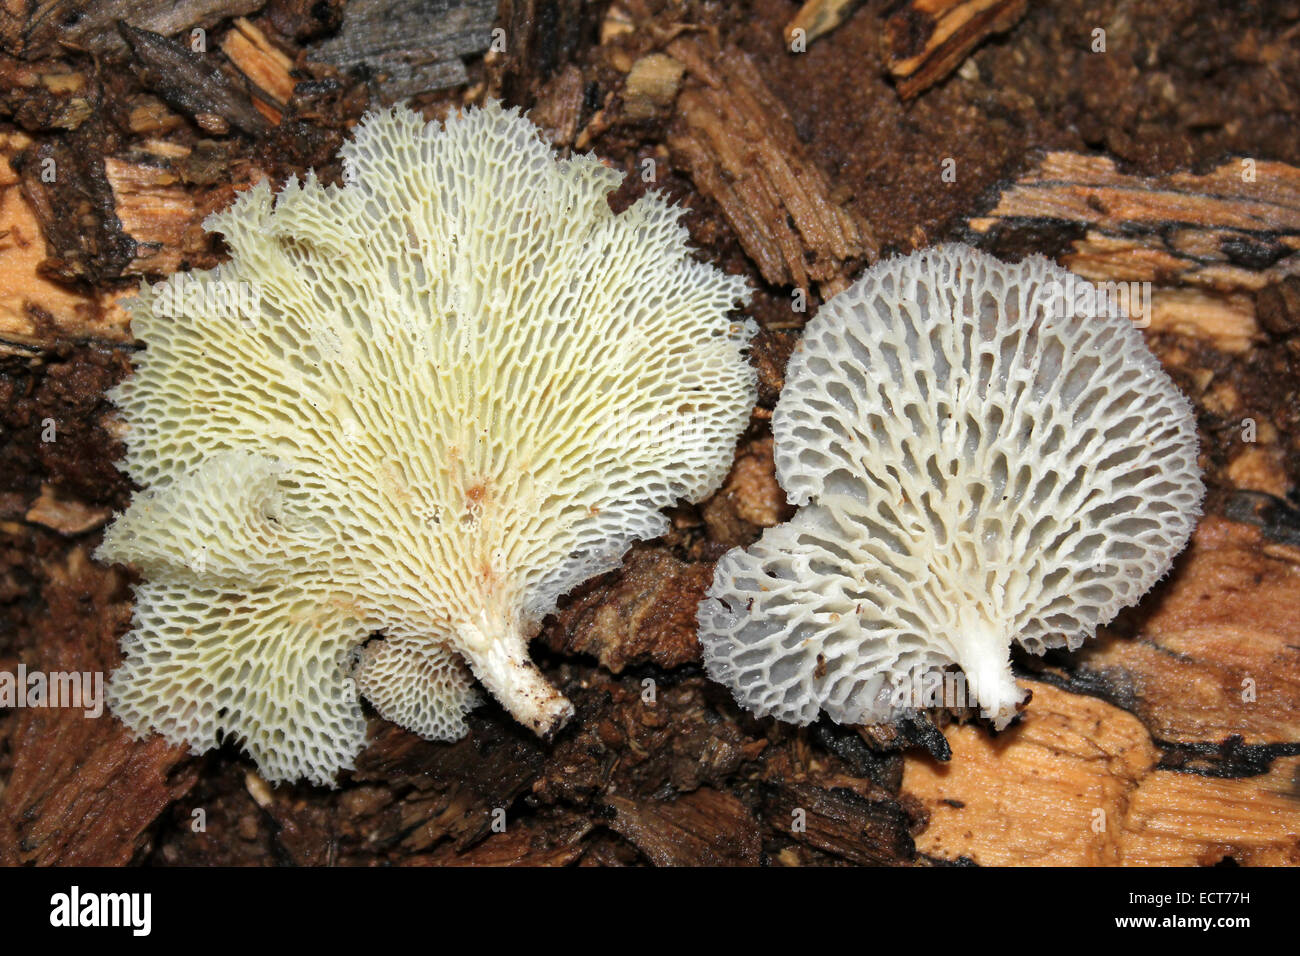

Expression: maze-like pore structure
xmin=699 ymin=244 xmax=1202 ymax=729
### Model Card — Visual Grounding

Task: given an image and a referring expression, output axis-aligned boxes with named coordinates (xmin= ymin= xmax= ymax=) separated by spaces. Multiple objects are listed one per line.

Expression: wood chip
xmin=24 ymin=483 xmax=111 ymax=535
xmin=220 ymin=17 xmax=296 ymax=120
xmin=763 ymin=779 xmax=919 ymax=864
xmin=103 ymin=156 xmax=205 ymax=275
xmin=0 ymin=133 xmax=128 ymax=349
xmin=307 ymin=0 xmax=496 ymax=103
xmin=527 ymin=64 xmax=586 ymax=147
xmin=622 ymin=52 xmax=685 ymax=121
xmin=119 ymin=21 xmax=271 ymax=136
xmin=541 ymin=546 xmax=712 ymax=673
xmin=970 ymin=152 xmax=1300 ymax=352
xmin=700 ymin=436 xmax=795 ymax=547
xmin=783 ymin=0 xmax=866 ymax=49
xmin=410 ymin=816 xmax=592 ymax=866
xmin=667 ymin=35 xmax=873 ymax=293
xmin=602 ymin=788 xmax=762 ymax=866
xmin=884 ymin=0 xmax=1028 ymax=100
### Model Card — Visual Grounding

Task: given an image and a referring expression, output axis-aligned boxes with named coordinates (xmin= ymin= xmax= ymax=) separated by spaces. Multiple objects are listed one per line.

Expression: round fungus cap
xmin=97 ymin=101 xmax=755 ymax=785
xmin=698 ymin=243 xmax=1202 ymax=730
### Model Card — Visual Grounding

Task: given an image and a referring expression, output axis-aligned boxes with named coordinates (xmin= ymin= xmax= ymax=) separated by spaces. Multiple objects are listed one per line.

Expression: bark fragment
xmin=883 ymin=0 xmax=1029 ymax=100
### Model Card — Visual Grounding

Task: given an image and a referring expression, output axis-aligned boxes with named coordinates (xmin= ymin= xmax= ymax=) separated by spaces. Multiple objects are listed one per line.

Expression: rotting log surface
xmin=0 ymin=0 xmax=1298 ymax=866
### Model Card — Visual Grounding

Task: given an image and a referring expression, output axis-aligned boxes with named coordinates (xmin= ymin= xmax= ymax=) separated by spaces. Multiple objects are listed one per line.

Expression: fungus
xmin=698 ymin=244 xmax=1202 ymax=730
xmin=97 ymin=101 xmax=755 ymax=785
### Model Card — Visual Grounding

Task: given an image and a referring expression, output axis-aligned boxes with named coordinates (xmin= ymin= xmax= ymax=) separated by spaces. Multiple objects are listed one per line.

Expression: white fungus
xmin=97 ymin=101 xmax=755 ymax=785
xmin=698 ymin=244 xmax=1202 ymax=730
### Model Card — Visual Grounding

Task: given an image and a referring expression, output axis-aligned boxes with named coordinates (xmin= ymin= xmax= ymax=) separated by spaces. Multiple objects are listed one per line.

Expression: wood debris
xmin=884 ymin=0 xmax=1028 ymax=99
xmin=526 ymin=64 xmax=586 ymax=146
xmin=220 ymin=17 xmax=296 ymax=119
xmin=700 ymin=436 xmax=794 ymax=548
xmin=903 ymin=681 xmax=1300 ymax=865
xmin=601 ymin=789 xmax=762 ymax=866
xmin=763 ymin=779 xmax=921 ymax=865
xmin=0 ymin=547 xmax=197 ymax=865
xmin=970 ymin=151 xmax=1300 ymax=352
xmin=783 ymin=0 xmax=866 ymax=49
xmin=621 ymin=52 xmax=684 ymax=121
xmin=102 ymin=157 xmax=209 ymax=275
xmin=542 ymin=545 xmax=712 ymax=673
xmin=410 ymin=816 xmax=592 ymax=865
xmin=667 ymin=35 xmax=874 ymax=293
xmin=119 ymin=21 xmax=271 ymax=136
xmin=2 ymin=0 xmax=263 ymax=58
xmin=24 ymin=483 xmax=111 ymax=535
xmin=490 ymin=0 xmax=601 ymax=108
xmin=308 ymin=0 xmax=496 ymax=103
xmin=0 ymin=133 xmax=128 ymax=349
xmin=1068 ymin=517 xmax=1300 ymax=746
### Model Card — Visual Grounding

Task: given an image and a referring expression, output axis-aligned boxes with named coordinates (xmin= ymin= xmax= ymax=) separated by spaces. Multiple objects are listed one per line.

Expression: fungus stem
xmin=951 ymin=620 xmax=1026 ymax=728
xmin=457 ymin=617 xmax=574 ymax=740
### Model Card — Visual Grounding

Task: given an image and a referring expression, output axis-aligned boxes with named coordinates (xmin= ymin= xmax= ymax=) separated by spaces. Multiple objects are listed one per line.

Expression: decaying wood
xmin=309 ymin=0 xmax=495 ymax=103
xmin=102 ymin=157 xmax=210 ymax=275
xmin=764 ymin=778 xmax=922 ymax=865
xmin=0 ymin=59 xmax=93 ymax=132
xmin=0 ymin=133 xmax=128 ymax=349
xmin=903 ymin=681 xmax=1300 ymax=865
xmin=621 ymin=52 xmax=683 ymax=121
xmin=884 ymin=0 xmax=1028 ymax=100
xmin=904 ymin=516 xmax=1300 ymax=865
xmin=0 ymin=0 xmax=1296 ymax=868
xmin=700 ymin=436 xmax=794 ymax=548
xmin=601 ymin=789 xmax=762 ymax=866
xmin=0 ymin=546 xmax=196 ymax=865
xmin=489 ymin=0 xmax=599 ymax=108
xmin=526 ymin=63 xmax=585 ymax=146
xmin=410 ymin=815 xmax=591 ymax=865
xmin=667 ymin=34 xmax=874 ymax=294
xmin=969 ymin=152 xmax=1300 ymax=352
xmin=542 ymin=545 xmax=712 ymax=674
xmin=220 ymin=16 xmax=296 ymax=117
xmin=1063 ymin=517 xmax=1300 ymax=747
xmin=119 ymin=21 xmax=271 ymax=136
xmin=1 ymin=0 xmax=263 ymax=58
xmin=783 ymin=0 xmax=865 ymax=49
xmin=24 ymin=482 xmax=111 ymax=535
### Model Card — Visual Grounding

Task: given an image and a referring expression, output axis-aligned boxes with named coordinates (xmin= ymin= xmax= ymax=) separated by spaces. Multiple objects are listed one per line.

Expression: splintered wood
xmin=971 ymin=152 xmax=1300 ymax=352
xmin=905 ymin=684 xmax=1300 ymax=866
xmin=308 ymin=0 xmax=497 ymax=102
xmin=1072 ymin=518 xmax=1300 ymax=745
xmin=884 ymin=0 xmax=1028 ymax=99
xmin=0 ymin=133 xmax=128 ymax=349
xmin=903 ymin=518 xmax=1300 ymax=866
xmin=666 ymin=36 xmax=874 ymax=294
xmin=0 ymin=547 xmax=197 ymax=865
xmin=103 ymin=158 xmax=206 ymax=276
xmin=783 ymin=0 xmax=866 ymax=48
xmin=220 ymin=17 xmax=296 ymax=118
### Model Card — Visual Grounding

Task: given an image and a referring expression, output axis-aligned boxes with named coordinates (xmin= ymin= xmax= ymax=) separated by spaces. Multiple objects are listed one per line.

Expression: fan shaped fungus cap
xmin=698 ymin=243 xmax=1202 ymax=730
xmin=97 ymin=101 xmax=755 ymax=785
